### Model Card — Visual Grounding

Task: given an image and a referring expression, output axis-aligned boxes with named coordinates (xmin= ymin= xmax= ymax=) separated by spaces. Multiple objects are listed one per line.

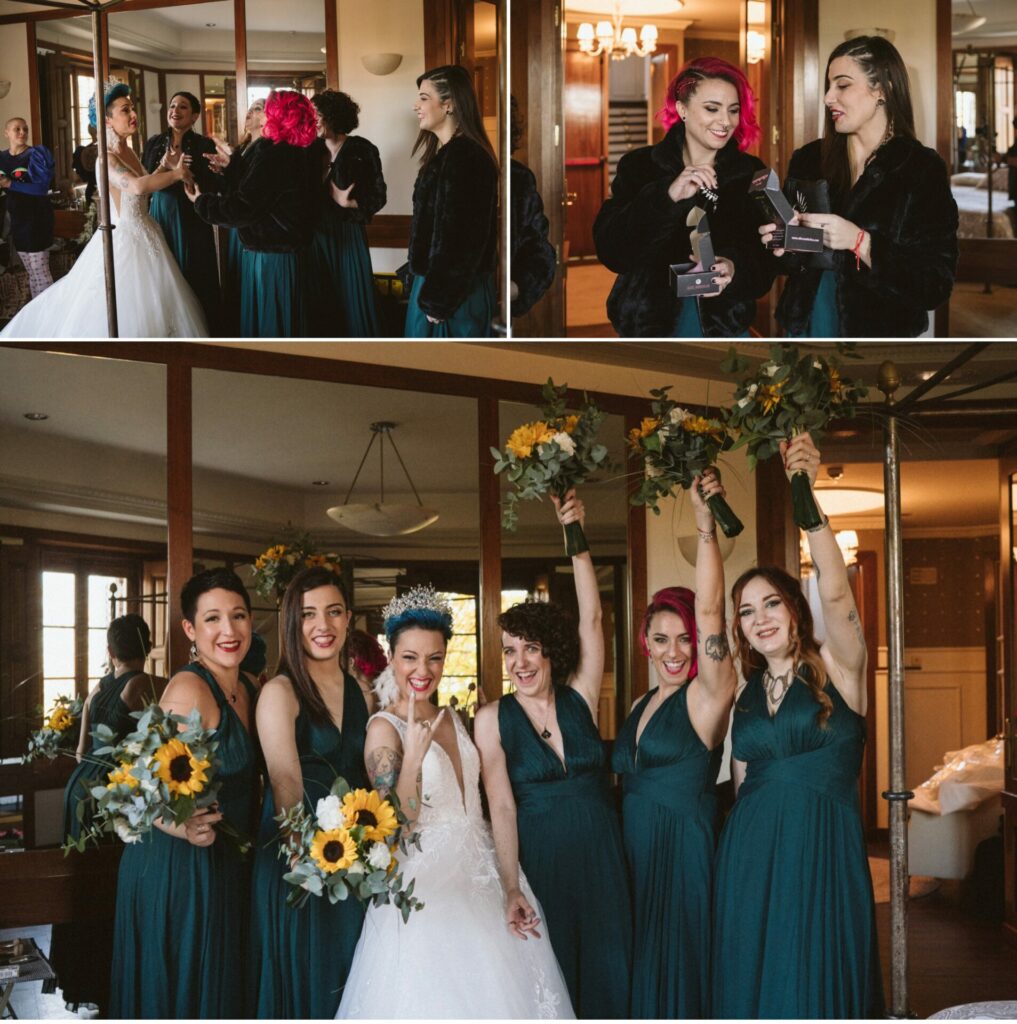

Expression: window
xmin=72 ymin=72 xmax=95 ymax=152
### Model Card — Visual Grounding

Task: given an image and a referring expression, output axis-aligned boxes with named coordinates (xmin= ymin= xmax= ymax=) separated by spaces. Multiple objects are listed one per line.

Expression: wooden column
xmin=325 ymin=0 xmax=339 ymax=90
xmin=166 ymin=358 xmax=193 ymax=673
xmin=26 ymin=23 xmax=41 ymax=146
xmin=754 ymin=455 xmax=799 ymax=574
xmin=625 ymin=411 xmax=648 ymax=701
xmin=477 ymin=396 xmax=503 ymax=703
xmin=234 ymin=0 xmax=248 ymax=139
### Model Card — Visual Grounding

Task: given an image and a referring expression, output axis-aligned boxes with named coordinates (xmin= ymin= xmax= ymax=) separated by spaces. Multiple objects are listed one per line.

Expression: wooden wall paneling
xmin=754 ymin=454 xmax=799 ymax=574
xmin=325 ymin=0 xmax=338 ymax=89
xmin=563 ymin=45 xmax=606 ymax=260
xmin=625 ymin=411 xmax=649 ymax=702
xmin=364 ymin=214 xmax=413 ymax=249
xmin=773 ymin=0 xmax=819 ymax=172
xmin=477 ymin=396 xmax=503 ymax=703
xmin=0 ymin=540 xmax=40 ymax=761
xmin=234 ymin=0 xmax=248 ymax=139
xmin=166 ymin=359 xmax=193 ymax=674
xmin=423 ymin=0 xmax=457 ymax=69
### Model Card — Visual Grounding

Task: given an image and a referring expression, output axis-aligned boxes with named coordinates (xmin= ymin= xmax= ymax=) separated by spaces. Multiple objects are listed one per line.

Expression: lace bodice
xmin=112 ymin=190 xmax=169 ymax=259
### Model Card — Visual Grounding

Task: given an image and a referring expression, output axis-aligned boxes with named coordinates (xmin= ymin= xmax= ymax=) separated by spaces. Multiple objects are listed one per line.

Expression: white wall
xmin=0 ymin=23 xmax=32 ymax=137
xmin=818 ymin=0 xmax=937 ymax=147
xmin=337 ymin=0 xmax=425 ymax=217
xmin=143 ymin=70 xmax=161 ymax=130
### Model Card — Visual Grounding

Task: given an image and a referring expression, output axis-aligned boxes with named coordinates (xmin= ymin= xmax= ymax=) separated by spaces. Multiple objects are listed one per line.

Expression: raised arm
xmin=553 ymin=490 xmax=604 ymax=716
xmin=106 ymin=148 xmax=188 ymax=197
xmin=686 ymin=470 xmax=738 ymax=748
xmin=781 ymin=432 xmax=868 ymax=713
xmin=255 ymin=676 xmax=303 ymax=816
xmin=475 ymin=704 xmax=541 ymax=939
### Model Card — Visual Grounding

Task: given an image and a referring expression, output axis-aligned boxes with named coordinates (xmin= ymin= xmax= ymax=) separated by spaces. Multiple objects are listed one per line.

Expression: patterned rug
xmin=869 ymin=856 xmax=941 ymax=903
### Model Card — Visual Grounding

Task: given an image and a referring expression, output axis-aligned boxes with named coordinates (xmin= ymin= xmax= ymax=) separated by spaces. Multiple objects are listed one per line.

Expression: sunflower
xmin=759 ymin=380 xmax=785 ymax=415
xmin=561 ymin=414 xmax=580 ymax=434
xmin=310 ymin=827 xmax=358 ymax=873
xmin=304 ymin=553 xmax=328 ymax=567
xmin=47 ymin=706 xmax=74 ymax=732
xmin=106 ymin=763 xmax=139 ymax=790
xmin=682 ymin=415 xmax=724 ymax=438
xmin=264 ymin=544 xmax=287 ymax=561
xmin=828 ymin=368 xmax=844 ymax=401
xmin=153 ymin=737 xmax=211 ymax=796
xmin=505 ymin=420 xmax=555 ymax=460
xmin=341 ymin=788 xmax=398 ymax=842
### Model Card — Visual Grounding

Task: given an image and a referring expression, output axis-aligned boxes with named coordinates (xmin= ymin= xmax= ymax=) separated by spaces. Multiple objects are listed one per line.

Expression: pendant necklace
xmin=522 ymin=691 xmax=555 ymax=740
xmin=763 ymin=667 xmax=793 ymax=705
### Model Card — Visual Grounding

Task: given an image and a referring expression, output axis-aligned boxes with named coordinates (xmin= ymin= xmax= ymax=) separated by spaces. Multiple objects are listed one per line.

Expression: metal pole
xmin=493 ymin=0 xmax=509 ymax=337
xmin=91 ymin=6 xmax=119 ymax=337
xmin=879 ymin=360 xmax=912 ymax=1019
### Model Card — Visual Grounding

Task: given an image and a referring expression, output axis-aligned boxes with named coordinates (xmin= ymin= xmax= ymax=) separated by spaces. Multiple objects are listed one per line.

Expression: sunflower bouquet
xmin=721 ymin=343 xmax=867 ymax=529
xmin=492 ymin=378 xmax=609 ymax=556
xmin=23 ymin=695 xmax=85 ymax=763
xmin=276 ymin=777 xmax=424 ymax=921
xmin=64 ymin=703 xmax=248 ymax=853
xmin=252 ymin=527 xmax=341 ymax=601
xmin=628 ymin=387 xmax=744 ymax=538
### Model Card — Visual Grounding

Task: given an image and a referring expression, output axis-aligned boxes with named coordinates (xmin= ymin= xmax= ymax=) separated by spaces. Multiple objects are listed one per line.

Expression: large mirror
xmin=245 ymin=0 xmax=327 ymax=110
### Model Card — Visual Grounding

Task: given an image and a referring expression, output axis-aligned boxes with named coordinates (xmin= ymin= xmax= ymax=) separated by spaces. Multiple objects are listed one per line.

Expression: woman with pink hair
xmin=594 ymin=56 xmax=774 ymax=337
xmin=189 ymin=89 xmax=318 ymax=336
xmin=609 ymin=469 xmax=737 ymax=1017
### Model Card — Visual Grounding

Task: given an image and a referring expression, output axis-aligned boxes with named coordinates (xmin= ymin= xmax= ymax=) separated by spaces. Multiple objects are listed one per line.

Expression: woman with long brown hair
xmin=711 ymin=432 xmax=883 ymax=1018
xmin=250 ymin=565 xmax=369 ymax=1018
xmin=759 ymin=34 xmax=957 ymax=337
xmin=405 ymin=64 xmax=498 ymax=337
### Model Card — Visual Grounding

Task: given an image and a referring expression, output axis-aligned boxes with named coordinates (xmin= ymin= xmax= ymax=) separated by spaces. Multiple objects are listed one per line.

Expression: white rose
xmin=737 ymin=395 xmax=751 ymax=408
xmin=124 ymin=740 xmax=143 ymax=757
xmin=367 ymin=843 xmax=391 ymax=871
xmin=114 ymin=819 xmax=141 ymax=845
xmin=813 ymin=359 xmax=823 ymax=369
xmin=747 ymin=383 xmax=758 ymax=396
xmin=345 ymin=858 xmax=366 ymax=876
xmin=315 ymin=794 xmax=344 ymax=832
xmin=645 ymin=462 xmax=664 ymax=480
xmin=552 ymin=432 xmax=575 ymax=456
xmin=668 ymin=406 xmax=690 ymax=425
xmin=763 ymin=363 xmax=779 ymax=377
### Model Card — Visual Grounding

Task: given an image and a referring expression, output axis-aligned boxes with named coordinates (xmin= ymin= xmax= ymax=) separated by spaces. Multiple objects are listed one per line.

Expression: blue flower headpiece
xmin=383 ymin=586 xmax=454 ymax=645
xmin=88 ymin=79 xmax=131 ymax=128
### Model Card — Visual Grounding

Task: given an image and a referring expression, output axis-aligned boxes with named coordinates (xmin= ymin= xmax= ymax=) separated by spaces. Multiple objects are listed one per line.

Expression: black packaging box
xmin=670 ymin=207 xmax=722 ymax=298
xmin=749 ymin=168 xmax=825 ymax=252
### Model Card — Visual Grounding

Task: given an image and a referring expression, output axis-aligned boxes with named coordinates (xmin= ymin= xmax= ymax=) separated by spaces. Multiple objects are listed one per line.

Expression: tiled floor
xmin=0 ymin=926 xmax=96 ymax=1020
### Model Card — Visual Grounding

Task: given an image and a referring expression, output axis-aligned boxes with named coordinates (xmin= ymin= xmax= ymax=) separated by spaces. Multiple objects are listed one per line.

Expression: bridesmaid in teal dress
xmin=110 ymin=569 xmax=258 ymax=1019
xmin=610 ymin=470 xmax=736 ymax=1019
xmin=712 ymin=433 xmax=884 ymax=1018
xmin=251 ymin=566 xmax=371 ymax=1018
xmin=50 ymin=614 xmax=161 ymax=1012
xmin=475 ymin=490 xmax=632 ymax=1018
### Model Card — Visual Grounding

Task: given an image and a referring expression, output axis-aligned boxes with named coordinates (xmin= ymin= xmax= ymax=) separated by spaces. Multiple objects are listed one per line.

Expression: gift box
xmin=669 ymin=206 xmax=722 ymax=298
xmin=749 ymin=168 xmax=824 ymax=252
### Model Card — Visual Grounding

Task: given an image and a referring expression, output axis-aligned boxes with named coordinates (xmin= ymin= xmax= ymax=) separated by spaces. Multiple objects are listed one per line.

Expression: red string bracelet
xmin=852 ymin=229 xmax=867 ymax=270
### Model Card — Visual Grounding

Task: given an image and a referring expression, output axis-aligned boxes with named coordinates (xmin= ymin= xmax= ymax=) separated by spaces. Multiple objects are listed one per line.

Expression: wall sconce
xmin=746 ymin=29 xmax=766 ymax=64
xmin=361 ymin=53 xmax=403 ymax=76
xmin=800 ymin=530 xmax=859 ymax=573
xmin=0 ymin=80 xmax=11 ymax=100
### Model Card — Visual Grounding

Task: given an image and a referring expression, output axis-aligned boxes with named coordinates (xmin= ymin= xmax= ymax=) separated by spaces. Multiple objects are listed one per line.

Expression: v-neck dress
xmin=498 ymin=686 xmax=632 ymax=1018
xmin=109 ymin=662 xmax=258 ymax=1019
xmin=611 ymin=684 xmax=721 ymax=1019
xmin=712 ymin=671 xmax=885 ymax=1018
xmin=251 ymin=674 xmax=369 ymax=1019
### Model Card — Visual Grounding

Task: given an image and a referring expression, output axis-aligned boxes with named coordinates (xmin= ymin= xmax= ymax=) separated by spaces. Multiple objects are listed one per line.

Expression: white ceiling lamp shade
xmin=326 ymin=422 xmax=439 ymax=537
xmin=576 ymin=2 xmax=665 ymax=60
xmin=813 ymin=486 xmax=885 ymax=517
xmin=952 ymin=0 xmax=987 ymax=35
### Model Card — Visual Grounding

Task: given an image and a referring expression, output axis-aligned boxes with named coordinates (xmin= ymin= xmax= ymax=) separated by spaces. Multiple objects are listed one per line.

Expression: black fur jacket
xmin=511 ymin=159 xmax=556 ymax=317
xmin=194 ymin=137 xmax=318 ymax=252
xmin=311 ymin=135 xmax=387 ymax=224
xmin=142 ymin=128 xmax=220 ymax=196
xmin=776 ymin=137 xmax=959 ymax=337
xmin=594 ymin=122 xmax=773 ymax=337
xmin=407 ymin=135 xmax=498 ymax=320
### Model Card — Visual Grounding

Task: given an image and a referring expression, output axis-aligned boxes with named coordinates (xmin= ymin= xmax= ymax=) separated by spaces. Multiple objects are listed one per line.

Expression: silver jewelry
xmin=697 ymin=527 xmax=716 ymax=540
xmin=189 ymin=642 xmax=198 ymax=660
xmin=763 ymin=668 xmax=793 ymax=704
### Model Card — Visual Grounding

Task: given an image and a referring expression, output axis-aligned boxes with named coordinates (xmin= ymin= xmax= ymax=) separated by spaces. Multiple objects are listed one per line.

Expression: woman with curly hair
xmin=189 ymin=89 xmax=318 ymax=337
xmin=475 ymin=490 xmax=632 ymax=1018
xmin=307 ymin=89 xmax=386 ymax=337
xmin=712 ymin=433 xmax=883 ymax=1018
xmin=346 ymin=629 xmax=385 ymax=710
xmin=593 ymin=56 xmax=773 ymax=337
xmin=610 ymin=470 xmax=736 ymax=1019
xmin=250 ymin=566 xmax=369 ymax=1018
xmin=405 ymin=64 xmax=498 ymax=337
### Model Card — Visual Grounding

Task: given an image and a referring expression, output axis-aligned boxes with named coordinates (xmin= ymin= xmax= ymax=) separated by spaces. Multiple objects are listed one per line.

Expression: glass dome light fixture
xmin=577 ymin=3 xmax=661 ymax=60
xmin=326 ymin=421 xmax=439 ymax=537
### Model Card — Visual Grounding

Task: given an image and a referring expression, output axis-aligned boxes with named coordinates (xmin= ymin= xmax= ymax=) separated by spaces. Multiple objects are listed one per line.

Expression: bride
xmin=336 ymin=587 xmax=573 ymax=1019
xmin=1 ymin=81 xmax=207 ymax=339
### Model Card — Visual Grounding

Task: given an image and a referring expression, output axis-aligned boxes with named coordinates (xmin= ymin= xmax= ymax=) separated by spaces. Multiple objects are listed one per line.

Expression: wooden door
xmin=564 ymin=45 xmax=607 ymax=260
xmin=649 ymin=45 xmax=678 ymax=146
xmin=142 ymin=559 xmax=168 ymax=680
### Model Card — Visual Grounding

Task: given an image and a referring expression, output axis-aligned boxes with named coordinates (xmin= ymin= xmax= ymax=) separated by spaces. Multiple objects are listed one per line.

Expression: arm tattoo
xmin=704 ymin=632 xmax=731 ymax=662
xmin=365 ymin=745 xmax=400 ymax=798
xmin=848 ymin=608 xmax=865 ymax=647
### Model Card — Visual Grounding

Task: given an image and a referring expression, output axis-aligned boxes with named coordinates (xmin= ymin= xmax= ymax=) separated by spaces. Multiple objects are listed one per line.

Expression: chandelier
xmin=800 ymin=530 xmax=859 ymax=575
xmin=326 ymin=422 xmax=439 ymax=537
xmin=577 ymin=4 xmax=661 ymax=60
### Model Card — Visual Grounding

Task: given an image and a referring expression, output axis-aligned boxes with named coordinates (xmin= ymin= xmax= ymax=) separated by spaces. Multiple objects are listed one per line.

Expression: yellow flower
xmin=561 ymin=414 xmax=580 ymax=434
xmin=106 ymin=763 xmax=139 ymax=790
xmin=254 ymin=555 xmax=268 ymax=570
xmin=341 ymin=788 xmax=398 ymax=842
xmin=828 ymin=368 xmax=844 ymax=401
xmin=759 ymin=380 xmax=785 ymax=415
xmin=505 ymin=421 xmax=555 ymax=459
xmin=304 ymin=553 xmax=328 ymax=567
xmin=261 ymin=544 xmax=287 ymax=562
xmin=310 ymin=828 xmax=358 ymax=873
xmin=153 ymin=737 xmax=210 ymax=797
xmin=683 ymin=416 xmax=724 ymax=438
xmin=47 ymin=706 xmax=74 ymax=732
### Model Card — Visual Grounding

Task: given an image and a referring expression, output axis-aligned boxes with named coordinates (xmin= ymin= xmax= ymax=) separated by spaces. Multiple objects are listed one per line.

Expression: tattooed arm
xmin=363 ymin=717 xmax=425 ymax=828
xmin=686 ymin=470 xmax=738 ymax=749
xmin=106 ymin=150 xmax=187 ymax=197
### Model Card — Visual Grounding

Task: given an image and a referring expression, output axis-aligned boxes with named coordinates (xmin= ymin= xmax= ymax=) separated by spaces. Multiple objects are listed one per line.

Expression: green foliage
xmin=251 ymin=525 xmax=342 ymax=602
xmin=23 ymin=695 xmax=84 ymax=764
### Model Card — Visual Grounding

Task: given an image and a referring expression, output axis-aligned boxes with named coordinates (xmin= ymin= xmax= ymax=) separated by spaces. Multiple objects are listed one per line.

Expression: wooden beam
xmin=26 ymin=21 xmax=41 ymax=146
xmin=166 ymin=358 xmax=192 ymax=673
xmin=477 ymin=396 xmax=503 ymax=703
xmin=0 ymin=0 xmax=214 ymax=25
xmin=754 ymin=454 xmax=799 ymax=574
xmin=625 ymin=410 xmax=648 ymax=701
xmin=324 ymin=0 xmax=338 ymax=91
xmin=364 ymin=213 xmax=412 ymax=249
xmin=234 ymin=0 xmax=247 ymax=138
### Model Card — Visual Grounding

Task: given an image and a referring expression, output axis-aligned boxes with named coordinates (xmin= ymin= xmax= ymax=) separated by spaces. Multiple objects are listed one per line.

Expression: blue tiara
xmin=89 ymin=80 xmax=131 ymax=128
xmin=383 ymin=586 xmax=453 ymax=643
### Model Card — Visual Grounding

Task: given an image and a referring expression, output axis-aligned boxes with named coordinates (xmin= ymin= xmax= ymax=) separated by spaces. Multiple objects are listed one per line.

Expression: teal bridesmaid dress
xmin=308 ymin=214 xmax=380 ymax=338
xmin=251 ymin=675 xmax=369 ymax=1019
xmin=404 ymin=273 xmax=495 ymax=338
xmin=712 ymin=671 xmax=885 ymax=1018
xmin=611 ymin=685 xmax=721 ymax=1019
xmin=498 ymin=685 xmax=632 ymax=1018
xmin=109 ymin=663 xmax=258 ymax=1019
xmin=48 ymin=669 xmax=142 ymax=1009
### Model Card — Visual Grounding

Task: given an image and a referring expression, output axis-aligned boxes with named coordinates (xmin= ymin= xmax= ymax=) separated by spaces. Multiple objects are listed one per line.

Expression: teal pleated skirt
xmin=795 ymin=268 xmax=840 ymax=337
xmin=307 ymin=216 xmax=380 ymax=338
xmin=405 ymin=273 xmax=494 ymax=338
xmin=149 ymin=190 xmax=220 ymax=324
xmin=239 ymin=249 xmax=306 ymax=338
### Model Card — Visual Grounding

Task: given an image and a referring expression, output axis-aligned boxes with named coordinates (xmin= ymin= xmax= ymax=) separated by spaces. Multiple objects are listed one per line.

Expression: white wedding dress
xmin=0 ymin=189 xmax=207 ymax=339
xmin=336 ymin=710 xmax=574 ymax=1020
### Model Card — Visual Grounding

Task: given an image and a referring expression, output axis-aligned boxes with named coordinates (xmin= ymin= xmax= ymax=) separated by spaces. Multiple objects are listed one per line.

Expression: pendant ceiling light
xmin=953 ymin=0 xmax=987 ymax=35
xmin=327 ymin=422 xmax=439 ymax=537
